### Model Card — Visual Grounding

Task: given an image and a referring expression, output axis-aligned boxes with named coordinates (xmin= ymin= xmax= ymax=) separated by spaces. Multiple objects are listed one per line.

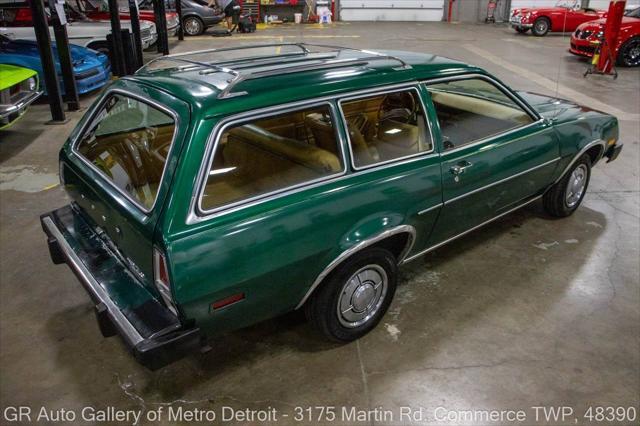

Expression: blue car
xmin=0 ymin=34 xmax=111 ymax=96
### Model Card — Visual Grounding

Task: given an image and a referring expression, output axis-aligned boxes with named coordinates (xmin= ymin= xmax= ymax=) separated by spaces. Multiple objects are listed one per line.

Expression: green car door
xmin=422 ymin=75 xmax=561 ymax=244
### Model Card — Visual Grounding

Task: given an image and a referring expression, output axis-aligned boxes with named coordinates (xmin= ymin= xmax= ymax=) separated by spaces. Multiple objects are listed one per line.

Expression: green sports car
xmin=0 ymin=64 xmax=41 ymax=129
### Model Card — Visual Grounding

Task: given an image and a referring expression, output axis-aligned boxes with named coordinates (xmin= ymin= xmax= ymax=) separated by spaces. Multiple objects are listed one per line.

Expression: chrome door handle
xmin=450 ymin=161 xmax=473 ymax=182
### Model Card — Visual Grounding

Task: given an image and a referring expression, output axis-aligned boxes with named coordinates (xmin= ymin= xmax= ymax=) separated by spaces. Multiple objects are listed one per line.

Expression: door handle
xmin=450 ymin=161 xmax=473 ymax=182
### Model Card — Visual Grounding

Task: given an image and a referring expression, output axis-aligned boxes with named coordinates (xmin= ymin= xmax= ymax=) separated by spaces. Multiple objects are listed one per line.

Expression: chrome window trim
xmin=402 ymin=194 xmax=543 ymax=264
xmin=336 ymin=85 xmax=437 ymax=171
xmin=444 ymin=157 xmax=561 ymax=205
xmin=295 ymin=224 xmax=416 ymax=309
xmin=70 ymin=88 xmax=180 ymax=215
xmin=187 ymin=82 xmax=434 ymax=224
xmin=554 ymin=139 xmax=606 ymax=184
xmin=421 ymin=73 xmax=541 ymax=121
xmin=193 ymin=100 xmax=348 ymax=220
xmin=421 ymin=73 xmax=544 ymax=154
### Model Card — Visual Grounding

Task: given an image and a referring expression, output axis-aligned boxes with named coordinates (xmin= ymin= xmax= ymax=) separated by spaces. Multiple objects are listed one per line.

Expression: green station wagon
xmin=40 ymin=44 xmax=623 ymax=369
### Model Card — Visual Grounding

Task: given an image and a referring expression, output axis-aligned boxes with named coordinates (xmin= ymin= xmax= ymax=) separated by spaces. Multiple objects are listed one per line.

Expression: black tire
xmin=532 ymin=17 xmax=550 ymax=36
xmin=617 ymin=36 xmax=640 ymax=67
xmin=543 ymin=154 xmax=592 ymax=217
xmin=183 ymin=16 xmax=204 ymax=36
xmin=515 ymin=27 xmax=529 ymax=34
xmin=305 ymin=248 xmax=397 ymax=342
xmin=87 ymin=41 xmax=109 ymax=56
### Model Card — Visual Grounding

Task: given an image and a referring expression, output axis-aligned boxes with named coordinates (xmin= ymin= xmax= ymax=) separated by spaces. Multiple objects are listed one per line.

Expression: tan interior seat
xmin=304 ymin=113 xmax=340 ymax=156
xmin=202 ymin=124 xmax=342 ymax=209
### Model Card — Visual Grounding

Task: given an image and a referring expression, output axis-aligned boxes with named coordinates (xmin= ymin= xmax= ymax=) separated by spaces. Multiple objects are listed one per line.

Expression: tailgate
xmin=59 ymin=84 xmax=190 ymax=292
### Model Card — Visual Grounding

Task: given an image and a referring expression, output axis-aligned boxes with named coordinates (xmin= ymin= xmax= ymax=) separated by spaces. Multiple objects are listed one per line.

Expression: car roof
xmin=129 ymin=45 xmax=483 ymax=118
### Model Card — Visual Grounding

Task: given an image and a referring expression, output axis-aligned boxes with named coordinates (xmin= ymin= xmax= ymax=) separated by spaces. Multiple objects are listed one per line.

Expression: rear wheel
xmin=532 ymin=17 xmax=550 ymax=36
xmin=617 ymin=37 xmax=640 ymax=67
xmin=543 ymin=154 xmax=592 ymax=217
xmin=515 ymin=27 xmax=529 ymax=34
xmin=183 ymin=16 xmax=205 ymax=36
xmin=305 ymin=248 xmax=397 ymax=342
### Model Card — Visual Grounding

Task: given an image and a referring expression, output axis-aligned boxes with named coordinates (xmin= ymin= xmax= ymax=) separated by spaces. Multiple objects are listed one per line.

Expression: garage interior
xmin=0 ymin=0 xmax=639 ymax=424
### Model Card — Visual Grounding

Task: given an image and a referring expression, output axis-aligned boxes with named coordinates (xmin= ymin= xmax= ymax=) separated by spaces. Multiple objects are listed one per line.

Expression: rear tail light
xmin=153 ymin=248 xmax=178 ymax=315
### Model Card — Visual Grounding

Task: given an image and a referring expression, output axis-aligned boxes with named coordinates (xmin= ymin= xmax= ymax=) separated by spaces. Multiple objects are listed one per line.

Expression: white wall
xmin=340 ymin=0 xmax=444 ymax=21
xmin=588 ymin=0 xmax=640 ymax=8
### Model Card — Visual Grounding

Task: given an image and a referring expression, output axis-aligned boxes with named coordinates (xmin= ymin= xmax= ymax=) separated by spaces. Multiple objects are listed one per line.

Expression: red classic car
xmin=510 ymin=0 xmax=606 ymax=36
xmin=570 ymin=7 xmax=640 ymax=67
xmin=75 ymin=0 xmax=180 ymax=36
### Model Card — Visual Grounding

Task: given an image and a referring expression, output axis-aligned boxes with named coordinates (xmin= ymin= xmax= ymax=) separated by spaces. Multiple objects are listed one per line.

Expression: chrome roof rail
xmin=139 ymin=43 xmax=413 ymax=99
xmin=218 ymin=55 xmax=411 ymax=99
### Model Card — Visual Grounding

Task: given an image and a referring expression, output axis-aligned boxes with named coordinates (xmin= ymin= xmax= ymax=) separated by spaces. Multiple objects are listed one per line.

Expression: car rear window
xmin=75 ymin=93 xmax=176 ymax=211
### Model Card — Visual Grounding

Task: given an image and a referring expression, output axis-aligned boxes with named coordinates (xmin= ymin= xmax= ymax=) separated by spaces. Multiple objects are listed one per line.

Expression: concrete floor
xmin=1 ymin=22 xmax=638 ymax=425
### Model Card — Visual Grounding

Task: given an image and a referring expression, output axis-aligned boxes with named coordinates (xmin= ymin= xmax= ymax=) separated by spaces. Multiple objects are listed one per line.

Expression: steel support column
xmin=51 ymin=7 xmax=79 ymax=111
xmin=108 ymin=0 xmax=126 ymax=76
xmin=153 ymin=0 xmax=169 ymax=55
xmin=128 ymin=0 xmax=144 ymax=68
xmin=29 ymin=0 xmax=65 ymax=122
xmin=176 ymin=0 xmax=184 ymax=40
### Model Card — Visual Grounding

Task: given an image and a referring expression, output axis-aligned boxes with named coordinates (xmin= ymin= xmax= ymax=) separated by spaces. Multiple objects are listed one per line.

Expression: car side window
xmin=201 ymin=105 xmax=344 ymax=211
xmin=341 ymin=89 xmax=433 ymax=169
xmin=425 ymin=78 xmax=534 ymax=151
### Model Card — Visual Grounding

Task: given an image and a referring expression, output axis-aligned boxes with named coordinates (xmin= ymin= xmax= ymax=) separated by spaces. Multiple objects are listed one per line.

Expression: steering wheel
xmin=377 ymin=92 xmax=417 ymax=124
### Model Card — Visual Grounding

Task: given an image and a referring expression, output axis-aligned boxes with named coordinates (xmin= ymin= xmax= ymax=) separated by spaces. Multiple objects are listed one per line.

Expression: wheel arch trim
xmin=294 ymin=225 xmax=416 ymax=310
xmin=554 ymin=139 xmax=605 ymax=184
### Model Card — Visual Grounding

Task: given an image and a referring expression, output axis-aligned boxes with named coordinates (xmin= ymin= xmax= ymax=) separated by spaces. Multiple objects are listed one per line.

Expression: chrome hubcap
xmin=565 ymin=164 xmax=587 ymax=207
xmin=337 ymin=265 xmax=388 ymax=328
xmin=535 ymin=21 xmax=547 ymax=32
xmin=184 ymin=19 xmax=200 ymax=35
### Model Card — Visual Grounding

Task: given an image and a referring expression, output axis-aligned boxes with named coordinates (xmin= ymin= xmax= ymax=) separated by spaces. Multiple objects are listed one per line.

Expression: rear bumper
xmin=40 ymin=205 xmax=202 ymax=370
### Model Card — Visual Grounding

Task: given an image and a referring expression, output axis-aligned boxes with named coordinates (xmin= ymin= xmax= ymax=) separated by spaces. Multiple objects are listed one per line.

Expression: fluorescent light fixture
xmin=385 ymin=128 xmax=402 ymax=135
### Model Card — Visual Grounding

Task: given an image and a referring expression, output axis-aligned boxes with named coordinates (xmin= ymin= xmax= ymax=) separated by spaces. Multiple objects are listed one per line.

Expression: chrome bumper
xmin=41 ymin=206 xmax=203 ymax=370
xmin=0 ymin=90 xmax=42 ymax=119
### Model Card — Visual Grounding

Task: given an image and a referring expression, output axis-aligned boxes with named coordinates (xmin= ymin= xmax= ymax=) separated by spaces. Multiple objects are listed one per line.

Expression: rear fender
xmin=295 ymin=215 xmax=415 ymax=309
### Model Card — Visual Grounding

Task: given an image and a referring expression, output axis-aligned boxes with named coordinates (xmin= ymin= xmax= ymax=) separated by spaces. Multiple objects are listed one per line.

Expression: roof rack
xmin=141 ymin=43 xmax=412 ymax=99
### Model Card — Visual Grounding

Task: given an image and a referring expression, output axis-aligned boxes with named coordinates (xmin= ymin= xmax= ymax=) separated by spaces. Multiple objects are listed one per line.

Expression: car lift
xmin=584 ymin=0 xmax=626 ymax=79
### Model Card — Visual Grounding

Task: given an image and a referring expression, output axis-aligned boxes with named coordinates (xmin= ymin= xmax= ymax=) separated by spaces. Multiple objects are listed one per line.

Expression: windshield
xmin=555 ymin=0 xmax=579 ymax=9
xmin=626 ymin=7 xmax=640 ymax=18
xmin=76 ymin=94 xmax=176 ymax=211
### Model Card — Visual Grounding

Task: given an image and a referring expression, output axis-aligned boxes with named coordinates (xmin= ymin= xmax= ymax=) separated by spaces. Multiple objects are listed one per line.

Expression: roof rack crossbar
xmin=218 ymin=55 xmax=406 ymax=99
xmin=297 ymin=43 xmax=412 ymax=70
xmin=144 ymin=56 xmax=242 ymax=77
xmin=164 ymin=43 xmax=310 ymax=59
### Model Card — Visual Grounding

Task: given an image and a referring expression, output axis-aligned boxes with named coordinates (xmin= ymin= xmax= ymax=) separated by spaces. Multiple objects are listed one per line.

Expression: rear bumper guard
xmin=41 ymin=207 xmax=202 ymax=370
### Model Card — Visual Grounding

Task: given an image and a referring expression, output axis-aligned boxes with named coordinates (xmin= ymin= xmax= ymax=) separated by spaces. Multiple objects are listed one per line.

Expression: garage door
xmin=340 ymin=0 xmax=445 ymax=21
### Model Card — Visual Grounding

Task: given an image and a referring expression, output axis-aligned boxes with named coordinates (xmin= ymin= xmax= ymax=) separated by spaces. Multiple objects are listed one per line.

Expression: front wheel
xmin=543 ymin=154 xmax=592 ymax=217
xmin=617 ymin=37 xmax=640 ymax=67
xmin=305 ymin=248 xmax=397 ymax=342
xmin=532 ymin=18 xmax=550 ymax=36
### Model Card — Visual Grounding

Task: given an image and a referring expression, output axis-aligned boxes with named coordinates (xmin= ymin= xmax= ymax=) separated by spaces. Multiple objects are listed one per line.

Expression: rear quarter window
xmin=75 ymin=93 xmax=177 ymax=211
xmin=200 ymin=104 xmax=344 ymax=212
